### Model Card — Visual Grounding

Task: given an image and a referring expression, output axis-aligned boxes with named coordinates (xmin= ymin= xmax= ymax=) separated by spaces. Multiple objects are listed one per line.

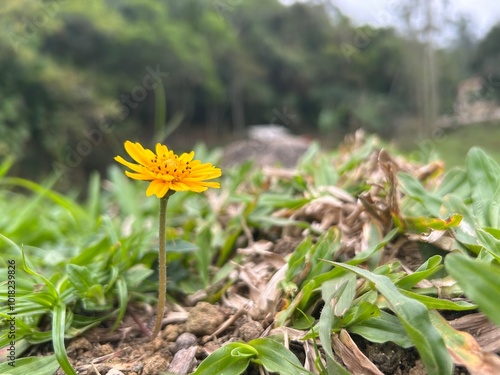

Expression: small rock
xmin=105 ymin=369 xmax=125 ymax=375
xmin=66 ymin=337 xmax=92 ymax=355
xmin=185 ymin=302 xmax=225 ymax=336
xmin=95 ymin=343 xmax=114 ymax=357
xmin=162 ymin=324 xmax=181 ymax=342
xmin=175 ymin=332 xmax=197 ymax=353
xmin=142 ymin=354 xmax=169 ymax=375
xmin=167 ymin=347 xmax=198 ymax=375
xmin=240 ymin=320 xmax=264 ymax=341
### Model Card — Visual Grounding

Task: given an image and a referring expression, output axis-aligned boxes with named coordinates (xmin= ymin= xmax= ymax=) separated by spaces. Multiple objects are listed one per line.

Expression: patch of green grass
xmin=397 ymin=121 xmax=500 ymax=168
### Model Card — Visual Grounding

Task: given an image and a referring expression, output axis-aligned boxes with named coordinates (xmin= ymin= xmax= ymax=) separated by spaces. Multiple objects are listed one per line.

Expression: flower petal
xmin=114 ymin=156 xmax=149 ymax=174
xmin=146 ymin=179 xmax=164 ymax=196
xmin=125 ymin=141 xmax=155 ymax=166
xmin=125 ymin=171 xmax=154 ymax=180
xmin=156 ymin=143 xmax=170 ymax=158
xmin=157 ymin=182 xmax=171 ymax=198
xmin=179 ymin=151 xmax=195 ymax=162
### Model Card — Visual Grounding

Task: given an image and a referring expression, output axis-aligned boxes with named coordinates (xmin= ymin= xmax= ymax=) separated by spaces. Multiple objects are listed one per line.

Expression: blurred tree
xmin=396 ymin=0 xmax=443 ymax=137
xmin=0 ymin=0 xmax=476 ymax=187
xmin=472 ymin=23 xmax=500 ymax=101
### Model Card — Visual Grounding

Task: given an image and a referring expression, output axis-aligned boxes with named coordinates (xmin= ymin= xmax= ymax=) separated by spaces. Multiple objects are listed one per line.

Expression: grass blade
xmin=52 ymin=303 xmax=77 ymax=375
xmin=0 ymin=354 xmax=59 ymax=375
xmin=445 ymin=253 xmax=500 ymax=326
xmin=192 ymin=342 xmax=252 ymax=375
xmin=250 ymin=338 xmax=316 ymax=375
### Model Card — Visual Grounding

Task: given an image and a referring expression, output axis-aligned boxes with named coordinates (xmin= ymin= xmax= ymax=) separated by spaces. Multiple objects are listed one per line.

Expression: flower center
xmin=151 ymin=155 xmax=192 ymax=180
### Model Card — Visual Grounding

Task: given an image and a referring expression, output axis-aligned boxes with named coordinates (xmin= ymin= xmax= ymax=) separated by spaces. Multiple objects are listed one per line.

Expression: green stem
xmin=152 ymin=195 xmax=169 ymax=338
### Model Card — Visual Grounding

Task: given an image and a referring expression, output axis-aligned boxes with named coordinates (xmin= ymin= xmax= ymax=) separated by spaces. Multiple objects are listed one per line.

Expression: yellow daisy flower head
xmin=114 ymin=141 xmax=222 ymax=198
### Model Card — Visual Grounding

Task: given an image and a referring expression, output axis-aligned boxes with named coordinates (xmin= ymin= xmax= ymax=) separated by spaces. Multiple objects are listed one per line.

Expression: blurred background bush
xmin=1 ymin=0 xmax=500 ymax=189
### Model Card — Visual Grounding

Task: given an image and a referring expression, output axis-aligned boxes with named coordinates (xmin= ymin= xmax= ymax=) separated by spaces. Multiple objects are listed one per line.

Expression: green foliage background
xmin=1 ymin=0 xmax=500 ymax=186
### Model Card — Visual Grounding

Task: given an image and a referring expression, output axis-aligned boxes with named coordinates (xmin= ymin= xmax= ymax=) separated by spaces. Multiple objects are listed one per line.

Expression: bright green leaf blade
xmin=445 ymin=253 xmax=500 ymax=326
xmin=66 ymin=264 xmax=97 ymax=293
xmin=192 ymin=343 xmax=252 ymax=375
xmin=475 ymin=228 xmax=500 ymax=262
xmin=328 ymin=261 xmax=453 ymax=375
xmin=465 ymin=147 xmax=500 ymax=227
xmin=396 ymin=255 xmax=443 ymax=290
xmin=0 ymin=354 xmax=59 ymax=375
xmin=249 ymin=338 xmax=316 ymax=375
xmin=111 ymin=277 xmax=128 ymax=330
xmin=349 ymin=310 xmax=413 ymax=348
xmin=258 ymin=193 xmax=311 ymax=210
xmin=398 ymin=172 xmax=442 ymax=216
xmin=52 ymin=303 xmax=77 ymax=375
xmin=0 ymin=156 xmax=15 ymax=178
xmin=341 ymin=301 xmax=380 ymax=327
xmin=195 ymin=225 xmax=212 ymax=287
xmin=318 ymin=276 xmax=354 ymax=375
xmin=435 ymin=167 xmax=468 ymax=197
xmin=166 ymin=239 xmax=199 ymax=253
xmin=230 ymin=344 xmax=258 ymax=358
xmin=399 ymin=289 xmax=476 ymax=311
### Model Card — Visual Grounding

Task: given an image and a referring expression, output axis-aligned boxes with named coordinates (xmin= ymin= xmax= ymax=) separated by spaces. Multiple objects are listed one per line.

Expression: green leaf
xmin=66 ymin=264 xmax=105 ymax=305
xmin=286 ymin=236 xmax=313 ymax=281
xmin=52 ymin=303 xmax=77 ymax=375
xmin=349 ymin=310 xmax=413 ymax=348
xmin=475 ymin=228 xmax=500 ymax=262
xmin=19 ymin=247 xmax=59 ymax=303
xmin=217 ymin=228 xmax=242 ymax=267
xmin=258 ymin=193 xmax=310 ymax=210
xmin=327 ymin=261 xmax=453 ymax=375
xmin=250 ymin=338 xmax=316 ymax=375
xmin=435 ymin=167 xmax=468 ymax=197
xmin=314 ymin=155 xmax=339 ymax=187
xmin=398 ymin=172 xmax=442 ymax=216
xmin=445 ymin=253 xmax=500 ymax=326
xmin=396 ymin=255 xmax=443 ymax=290
xmin=195 ymin=225 xmax=212 ymax=287
xmin=166 ymin=239 xmax=199 ymax=253
xmin=399 ymin=289 xmax=476 ymax=311
xmin=465 ymin=147 xmax=500 ymax=227
xmin=318 ymin=275 xmax=354 ymax=375
xmin=403 ymin=214 xmax=462 ymax=233
xmin=192 ymin=342 xmax=252 ymax=375
xmin=0 ymin=156 xmax=15 ymax=178
xmin=347 ymin=310 xmax=413 ymax=348
xmin=341 ymin=301 xmax=380 ymax=327
xmin=0 ymin=354 xmax=59 ymax=375
xmin=111 ymin=278 xmax=128 ymax=330
xmin=248 ymin=215 xmax=310 ymax=229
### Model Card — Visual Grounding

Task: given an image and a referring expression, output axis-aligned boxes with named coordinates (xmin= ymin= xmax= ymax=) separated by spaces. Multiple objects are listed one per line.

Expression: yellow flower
xmin=115 ymin=141 xmax=221 ymax=198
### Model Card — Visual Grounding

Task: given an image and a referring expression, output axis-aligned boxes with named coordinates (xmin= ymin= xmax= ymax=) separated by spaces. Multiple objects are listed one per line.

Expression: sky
xmin=285 ymin=0 xmax=500 ymax=42
xmin=333 ymin=0 xmax=500 ymax=39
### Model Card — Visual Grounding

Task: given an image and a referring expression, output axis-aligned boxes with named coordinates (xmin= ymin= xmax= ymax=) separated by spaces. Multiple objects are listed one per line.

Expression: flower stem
xmin=152 ymin=195 xmax=169 ymax=338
